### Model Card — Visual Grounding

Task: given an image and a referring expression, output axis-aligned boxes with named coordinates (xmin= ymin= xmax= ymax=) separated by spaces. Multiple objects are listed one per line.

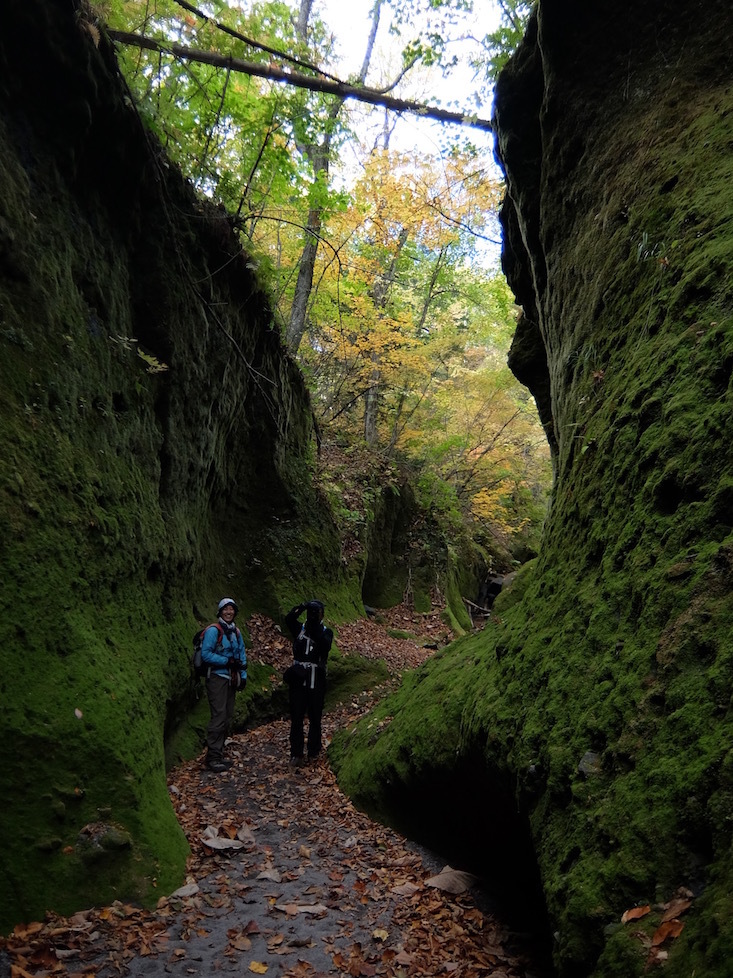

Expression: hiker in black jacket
xmin=283 ymin=600 xmax=333 ymax=765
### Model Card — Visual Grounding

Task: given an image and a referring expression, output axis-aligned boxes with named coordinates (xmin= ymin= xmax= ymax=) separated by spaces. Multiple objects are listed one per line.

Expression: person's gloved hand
xmin=227 ymin=657 xmax=240 ymax=670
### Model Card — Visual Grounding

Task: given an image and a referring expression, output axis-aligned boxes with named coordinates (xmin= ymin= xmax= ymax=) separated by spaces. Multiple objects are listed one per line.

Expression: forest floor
xmin=3 ymin=606 xmax=552 ymax=978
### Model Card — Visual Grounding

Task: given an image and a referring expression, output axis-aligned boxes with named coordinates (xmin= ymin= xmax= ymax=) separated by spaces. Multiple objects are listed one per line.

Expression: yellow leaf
xmin=248 ymin=962 xmax=268 ymax=974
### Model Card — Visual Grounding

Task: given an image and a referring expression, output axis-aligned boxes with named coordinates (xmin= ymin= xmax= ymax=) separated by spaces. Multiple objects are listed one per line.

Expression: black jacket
xmin=285 ymin=608 xmax=333 ymax=666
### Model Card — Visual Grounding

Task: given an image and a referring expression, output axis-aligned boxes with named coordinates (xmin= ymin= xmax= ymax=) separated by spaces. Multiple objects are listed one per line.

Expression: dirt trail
xmin=3 ymin=609 xmax=549 ymax=978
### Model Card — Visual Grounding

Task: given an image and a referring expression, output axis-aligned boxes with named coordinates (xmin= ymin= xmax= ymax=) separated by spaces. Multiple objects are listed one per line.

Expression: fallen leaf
xmin=274 ymin=903 xmax=328 ymax=916
xmin=200 ymin=826 xmax=245 ymax=850
xmin=621 ymin=905 xmax=650 ymax=924
xmin=661 ymin=898 xmax=692 ymax=922
xmin=425 ymin=866 xmax=478 ymax=895
xmin=391 ymin=882 xmax=420 ymax=897
xmin=652 ymin=919 xmax=685 ymax=946
xmin=74 ymin=708 xmax=83 ymax=719
xmin=238 ymin=824 xmax=256 ymax=843
xmin=248 ymin=962 xmax=268 ymax=974
xmin=372 ymin=928 xmax=389 ymax=942
xmin=275 ymin=903 xmax=299 ymax=916
xmin=9 ymin=965 xmax=36 ymax=978
xmin=13 ymin=922 xmax=44 ymax=938
xmin=170 ymin=882 xmax=199 ymax=899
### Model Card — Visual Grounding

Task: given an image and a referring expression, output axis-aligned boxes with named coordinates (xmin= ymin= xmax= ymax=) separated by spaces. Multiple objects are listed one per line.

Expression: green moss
xmin=0 ymin=8 xmax=356 ymax=928
xmin=333 ymin=42 xmax=733 ymax=977
xmin=325 ymin=648 xmax=390 ymax=709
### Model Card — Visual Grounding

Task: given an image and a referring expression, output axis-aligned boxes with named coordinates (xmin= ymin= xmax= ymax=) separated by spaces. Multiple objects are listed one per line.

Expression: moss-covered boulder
xmin=332 ymin=2 xmax=733 ymax=975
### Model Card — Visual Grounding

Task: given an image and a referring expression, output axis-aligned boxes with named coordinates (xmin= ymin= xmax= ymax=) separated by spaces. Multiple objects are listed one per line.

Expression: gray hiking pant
xmin=205 ymin=674 xmax=236 ymax=761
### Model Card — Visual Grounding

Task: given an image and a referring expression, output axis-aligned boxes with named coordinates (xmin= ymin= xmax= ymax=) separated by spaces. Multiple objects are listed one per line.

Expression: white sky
xmin=314 ymin=0 xmax=501 ymax=155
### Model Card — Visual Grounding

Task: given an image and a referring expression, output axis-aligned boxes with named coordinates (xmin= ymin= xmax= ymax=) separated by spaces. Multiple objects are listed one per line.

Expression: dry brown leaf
xmin=274 ymin=903 xmax=328 ymax=916
xmin=275 ymin=903 xmax=299 ymax=916
xmin=10 ymin=965 xmax=37 ymax=978
xmin=661 ymin=898 xmax=692 ymax=922
xmin=13 ymin=923 xmax=44 ymax=940
xmin=200 ymin=833 xmax=244 ymax=851
xmin=652 ymin=919 xmax=685 ymax=946
xmin=621 ymin=905 xmax=650 ymax=924
xmin=238 ymin=825 xmax=256 ymax=843
xmin=425 ymin=866 xmax=478 ymax=895
xmin=391 ymin=882 xmax=420 ymax=897
xmin=257 ymin=868 xmax=282 ymax=882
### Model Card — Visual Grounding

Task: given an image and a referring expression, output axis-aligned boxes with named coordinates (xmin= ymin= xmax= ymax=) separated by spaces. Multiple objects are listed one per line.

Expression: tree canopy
xmin=91 ymin=0 xmax=545 ymax=561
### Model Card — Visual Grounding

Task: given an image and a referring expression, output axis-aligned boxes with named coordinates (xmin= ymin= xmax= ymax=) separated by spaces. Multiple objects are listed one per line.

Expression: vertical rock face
xmin=0 ymin=0 xmax=340 ymax=928
xmin=490 ymin=0 xmax=733 ymax=973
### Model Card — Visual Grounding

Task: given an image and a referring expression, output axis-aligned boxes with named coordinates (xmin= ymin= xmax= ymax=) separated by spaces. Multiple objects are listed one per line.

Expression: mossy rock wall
xmin=0 ymin=0 xmax=353 ymax=931
xmin=361 ymin=479 xmax=476 ymax=628
xmin=332 ymin=2 xmax=733 ymax=976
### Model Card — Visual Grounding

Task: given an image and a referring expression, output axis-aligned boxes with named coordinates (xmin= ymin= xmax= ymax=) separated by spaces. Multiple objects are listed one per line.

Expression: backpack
xmin=191 ymin=623 xmax=243 ymax=679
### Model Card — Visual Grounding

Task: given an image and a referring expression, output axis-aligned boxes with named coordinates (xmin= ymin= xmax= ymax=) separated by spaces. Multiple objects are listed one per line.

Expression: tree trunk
xmin=285 ymin=0 xmax=385 ymax=356
xmin=362 ymin=225 xmax=408 ymax=443
xmin=363 ymin=359 xmax=381 ymax=446
xmin=285 ymin=206 xmax=321 ymax=350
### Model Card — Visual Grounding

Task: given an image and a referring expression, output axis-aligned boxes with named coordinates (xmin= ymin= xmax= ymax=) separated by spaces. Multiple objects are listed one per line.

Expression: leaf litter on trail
xmin=425 ymin=865 xmax=480 ymax=894
xmin=1 ymin=608 xmax=537 ymax=978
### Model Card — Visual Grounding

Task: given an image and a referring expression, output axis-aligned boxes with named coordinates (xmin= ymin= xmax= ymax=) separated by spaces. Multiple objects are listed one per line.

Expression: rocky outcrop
xmin=0 ymin=0 xmax=348 ymax=929
xmin=333 ymin=3 xmax=733 ymax=976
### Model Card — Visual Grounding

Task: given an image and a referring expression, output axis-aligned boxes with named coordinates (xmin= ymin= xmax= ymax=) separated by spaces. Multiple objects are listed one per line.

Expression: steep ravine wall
xmin=333 ymin=2 xmax=733 ymax=976
xmin=0 ymin=0 xmax=352 ymax=930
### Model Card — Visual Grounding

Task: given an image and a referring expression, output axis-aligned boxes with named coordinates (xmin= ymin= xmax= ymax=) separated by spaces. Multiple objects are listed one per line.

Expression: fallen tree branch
xmin=106 ymin=29 xmax=494 ymax=133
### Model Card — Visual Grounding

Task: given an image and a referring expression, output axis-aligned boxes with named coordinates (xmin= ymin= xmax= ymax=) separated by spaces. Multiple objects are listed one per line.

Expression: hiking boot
xmin=206 ymin=759 xmax=228 ymax=773
xmin=289 ymin=756 xmax=304 ymax=767
xmin=220 ymin=759 xmax=234 ymax=769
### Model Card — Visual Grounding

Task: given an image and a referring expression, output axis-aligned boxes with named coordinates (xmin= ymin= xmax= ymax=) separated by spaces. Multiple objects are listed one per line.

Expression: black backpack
xmin=192 ymin=623 xmax=222 ymax=679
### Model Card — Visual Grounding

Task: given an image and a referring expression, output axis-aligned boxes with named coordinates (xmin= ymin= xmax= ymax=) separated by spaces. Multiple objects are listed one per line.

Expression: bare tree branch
xmin=106 ymin=29 xmax=494 ymax=132
xmin=171 ymin=0 xmax=344 ymax=83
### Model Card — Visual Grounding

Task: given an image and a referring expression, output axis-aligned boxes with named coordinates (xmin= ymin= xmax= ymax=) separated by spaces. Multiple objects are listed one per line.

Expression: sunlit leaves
xmin=93 ymin=0 xmax=549 ymax=542
xmin=473 ymin=0 xmax=534 ymax=80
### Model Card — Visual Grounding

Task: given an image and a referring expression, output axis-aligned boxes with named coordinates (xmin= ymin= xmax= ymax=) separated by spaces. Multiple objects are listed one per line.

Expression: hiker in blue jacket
xmin=283 ymin=600 xmax=333 ymax=765
xmin=202 ymin=597 xmax=247 ymax=773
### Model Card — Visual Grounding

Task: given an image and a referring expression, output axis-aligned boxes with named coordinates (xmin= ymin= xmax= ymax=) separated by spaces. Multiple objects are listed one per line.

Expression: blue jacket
xmin=201 ymin=622 xmax=247 ymax=680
